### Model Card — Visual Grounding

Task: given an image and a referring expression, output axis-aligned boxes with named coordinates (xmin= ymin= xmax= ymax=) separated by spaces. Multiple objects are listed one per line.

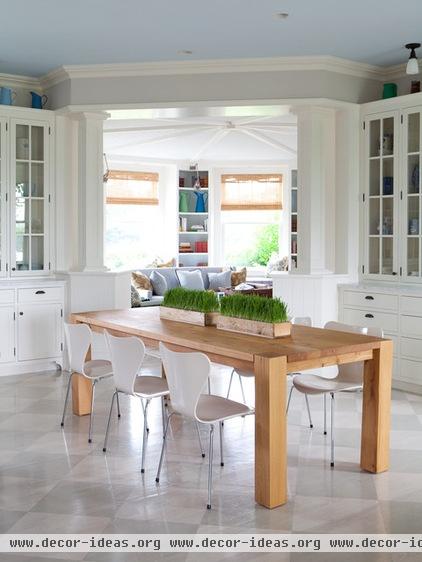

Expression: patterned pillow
xmin=132 ymin=271 xmax=152 ymax=291
xmin=131 ymin=285 xmax=142 ymax=308
xmin=231 ymin=267 xmax=247 ymax=287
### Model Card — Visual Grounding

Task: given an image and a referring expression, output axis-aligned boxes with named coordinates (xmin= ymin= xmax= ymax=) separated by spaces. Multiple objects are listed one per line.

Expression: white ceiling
xmin=104 ymin=107 xmax=297 ymax=162
xmin=2 ymin=0 xmax=422 ymax=76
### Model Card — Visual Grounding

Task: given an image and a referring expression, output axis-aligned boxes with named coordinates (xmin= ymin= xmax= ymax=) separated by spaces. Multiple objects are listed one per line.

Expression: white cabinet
xmin=0 ymin=306 xmax=15 ymax=363
xmin=0 ymin=281 xmax=64 ymax=375
xmin=0 ymin=107 xmax=54 ymax=278
xmin=17 ymin=303 xmax=62 ymax=361
xmin=339 ymin=284 xmax=422 ymax=391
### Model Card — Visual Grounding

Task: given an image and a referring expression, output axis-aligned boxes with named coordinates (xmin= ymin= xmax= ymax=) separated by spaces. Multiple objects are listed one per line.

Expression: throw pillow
xmin=150 ymin=270 xmax=168 ymax=296
xmin=131 ymin=285 xmax=142 ymax=308
xmin=208 ymin=270 xmax=232 ymax=291
xmin=231 ymin=267 xmax=247 ymax=287
xmin=176 ymin=269 xmax=205 ymax=291
xmin=132 ymin=271 xmax=152 ymax=291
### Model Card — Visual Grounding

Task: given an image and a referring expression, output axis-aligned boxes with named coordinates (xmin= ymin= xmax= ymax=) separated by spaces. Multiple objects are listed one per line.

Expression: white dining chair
xmin=289 ymin=321 xmax=383 ymax=467
xmin=226 ymin=316 xmax=313 ymax=420
xmin=102 ymin=333 xmax=170 ymax=473
xmin=61 ymin=323 xmax=120 ymax=443
xmin=156 ymin=343 xmax=253 ymax=509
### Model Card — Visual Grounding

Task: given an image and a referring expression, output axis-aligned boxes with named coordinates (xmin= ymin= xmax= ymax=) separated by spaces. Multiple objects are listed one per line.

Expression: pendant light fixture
xmin=406 ymin=43 xmax=421 ymax=75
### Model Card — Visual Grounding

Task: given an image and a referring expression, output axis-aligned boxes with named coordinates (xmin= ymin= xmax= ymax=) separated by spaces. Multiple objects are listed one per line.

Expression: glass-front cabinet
xmin=11 ymin=119 xmax=49 ymax=275
xmin=363 ymin=111 xmax=399 ymax=279
xmin=402 ymin=108 xmax=422 ymax=281
xmin=0 ymin=119 xmax=7 ymax=276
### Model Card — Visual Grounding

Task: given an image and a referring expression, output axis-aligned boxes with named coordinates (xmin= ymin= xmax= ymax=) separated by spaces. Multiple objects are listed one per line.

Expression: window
xmin=221 ymin=174 xmax=282 ymax=268
xmin=105 ymin=170 xmax=163 ymax=270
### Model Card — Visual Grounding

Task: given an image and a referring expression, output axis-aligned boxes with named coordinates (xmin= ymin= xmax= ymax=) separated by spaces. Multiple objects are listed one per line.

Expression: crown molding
xmin=0 ymin=72 xmax=40 ymax=90
xmin=38 ymin=55 xmax=387 ymax=85
xmin=4 ymin=56 xmax=413 ymax=94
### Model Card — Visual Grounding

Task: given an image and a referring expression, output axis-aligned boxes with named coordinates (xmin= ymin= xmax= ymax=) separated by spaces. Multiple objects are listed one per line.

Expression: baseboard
xmin=393 ymin=378 xmax=422 ymax=396
xmin=0 ymin=357 xmax=62 ymax=377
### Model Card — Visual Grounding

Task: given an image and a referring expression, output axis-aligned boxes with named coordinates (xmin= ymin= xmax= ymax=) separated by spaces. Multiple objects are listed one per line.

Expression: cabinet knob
xmin=19 ymin=312 xmax=23 ymax=316
xmin=392 ymin=272 xmax=397 ymax=276
xmin=35 ymin=290 xmax=45 ymax=295
xmin=11 ymin=267 xmax=15 ymax=271
xmin=365 ymin=313 xmax=374 ymax=318
xmin=365 ymin=295 xmax=374 ymax=300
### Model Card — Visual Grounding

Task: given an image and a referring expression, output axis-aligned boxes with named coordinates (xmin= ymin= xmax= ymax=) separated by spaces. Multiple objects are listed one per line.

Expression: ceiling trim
xmin=0 ymin=72 xmax=41 ymax=90
xmin=40 ymin=55 xmax=393 ymax=88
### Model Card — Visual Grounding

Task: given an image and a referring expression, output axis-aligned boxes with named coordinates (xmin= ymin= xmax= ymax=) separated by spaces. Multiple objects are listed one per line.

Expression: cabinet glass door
xmin=0 ymin=119 xmax=7 ymax=275
xmin=12 ymin=120 xmax=48 ymax=274
xmin=403 ymin=110 xmax=422 ymax=279
xmin=366 ymin=113 xmax=398 ymax=277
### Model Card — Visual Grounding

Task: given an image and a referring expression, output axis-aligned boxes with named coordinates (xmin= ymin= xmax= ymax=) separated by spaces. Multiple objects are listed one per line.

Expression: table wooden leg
xmin=254 ymin=355 xmax=287 ymax=509
xmin=360 ymin=340 xmax=393 ymax=473
xmin=71 ymin=341 xmax=92 ymax=416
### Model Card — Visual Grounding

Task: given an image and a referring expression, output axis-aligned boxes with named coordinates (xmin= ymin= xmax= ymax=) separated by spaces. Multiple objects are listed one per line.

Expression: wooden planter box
xmin=160 ymin=306 xmax=219 ymax=326
xmin=217 ymin=315 xmax=291 ymax=338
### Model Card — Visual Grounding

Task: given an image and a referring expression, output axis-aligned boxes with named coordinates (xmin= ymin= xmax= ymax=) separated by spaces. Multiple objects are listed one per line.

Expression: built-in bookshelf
xmin=290 ymin=169 xmax=298 ymax=269
xmin=178 ymin=169 xmax=209 ymax=267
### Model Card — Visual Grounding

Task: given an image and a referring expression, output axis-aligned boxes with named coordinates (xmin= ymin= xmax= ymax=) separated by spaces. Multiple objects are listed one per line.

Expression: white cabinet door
xmin=17 ymin=303 xmax=62 ymax=361
xmin=363 ymin=111 xmax=400 ymax=280
xmin=0 ymin=306 xmax=15 ymax=363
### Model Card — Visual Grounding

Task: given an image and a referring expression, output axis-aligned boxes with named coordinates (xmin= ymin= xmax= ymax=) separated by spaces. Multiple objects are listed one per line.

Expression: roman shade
xmin=106 ymin=170 xmax=159 ymax=205
xmin=221 ymin=174 xmax=283 ymax=211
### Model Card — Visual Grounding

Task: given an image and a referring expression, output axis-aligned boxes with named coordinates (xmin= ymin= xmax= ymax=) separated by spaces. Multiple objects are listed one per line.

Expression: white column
xmin=295 ymin=107 xmax=336 ymax=274
xmin=71 ymin=111 xmax=109 ymax=271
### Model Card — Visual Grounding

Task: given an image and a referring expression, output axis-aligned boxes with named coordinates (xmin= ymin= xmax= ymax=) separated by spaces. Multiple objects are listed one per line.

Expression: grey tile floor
xmin=0 ymin=357 xmax=422 ymax=561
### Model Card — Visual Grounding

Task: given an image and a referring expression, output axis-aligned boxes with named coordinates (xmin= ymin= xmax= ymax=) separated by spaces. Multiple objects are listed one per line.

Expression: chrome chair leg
xmin=238 ymin=374 xmax=246 ymax=404
xmin=116 ymin=392 xmax=121 ymax=419
xmin=141 ymin=399 xmax=150 ymax=473
xmin=207 ymin=378 xmax=211 ymax=394
xmin=141 ymin=399 xmax=150 ymax=433
xmin=286 ymin=384 xmax=294 ymax=414
xmin=304 ymin=394 xmax=313 ymax=429
xmin=226 ymin=369 xmax=234 ymax=399
xmin=103 ymin=390 xmax=117 ymax=452
xmin=88 ymin=379 xmax=97 ymax=443
xmin=195 ymin=421 xmax=205 ymax=458
xmin=323 ymin=393 xmax=327 ymax=435
xmin=219 ymin=421 xmax=224 ymax=466
xmin=60 ymin=371 xmax=73 ymax=427
xmin=207 ymin=425 xmax=215 ymax=510
xmin=330 ymin=392 xmax=335 ymax=468
xmin=161 ymin=396 xmax=167 ymax=435
xmin=155 ymin=412 xmax=174 ymax=483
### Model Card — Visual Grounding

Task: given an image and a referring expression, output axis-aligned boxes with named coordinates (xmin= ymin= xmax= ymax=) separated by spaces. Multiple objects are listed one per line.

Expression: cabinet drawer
xmin=400 ymin=296 xmax=422 ymax=316
xmin=401 ymin=337 xmax=422 ymax=360
xmin=0 ymin=290 xmax=15 ymax=304
xmin=343 ymin=308 xmax=398 ymax=333
xmin=399 ymin=358 xmax=422 ymax=385
xmin=18 ymin=287 xmax=63 ymax=303
xmin=400 ymin=315 xmax=422 ymax=338
xmin=343 ymin=290 xmax=398 ymax=311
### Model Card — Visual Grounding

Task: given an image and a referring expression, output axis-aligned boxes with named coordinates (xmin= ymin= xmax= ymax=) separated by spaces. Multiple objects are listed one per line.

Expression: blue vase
xmin=194 ymin=191 xmax=207 ymax=213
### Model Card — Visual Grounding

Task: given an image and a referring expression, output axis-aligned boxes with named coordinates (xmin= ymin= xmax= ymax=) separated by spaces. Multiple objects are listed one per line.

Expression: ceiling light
xmin=406 ymin=43 xmax=421 ymax=75
xmin=177 ymin=50 xmax=193 ymax=55
xmin=273 ymin=12 xmax=289 ymax=20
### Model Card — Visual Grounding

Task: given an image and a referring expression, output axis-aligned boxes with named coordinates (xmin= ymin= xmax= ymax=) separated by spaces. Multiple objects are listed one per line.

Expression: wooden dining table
xmin=70 ymin=307 xmax=393 ymax=510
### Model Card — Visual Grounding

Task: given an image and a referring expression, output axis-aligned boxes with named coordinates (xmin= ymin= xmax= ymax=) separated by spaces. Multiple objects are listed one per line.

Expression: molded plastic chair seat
xmin=83 ymin=359 xmax=113 ymax=379
xmin=134 ymin=375 xmax=169 ymax=397
xmin=145 ymin=347 xmax=161 ymax=359
xmin=196 ymin=394 xmax=252 ymax=423
xmin=292 ymin=373 xmax=363 ymax=395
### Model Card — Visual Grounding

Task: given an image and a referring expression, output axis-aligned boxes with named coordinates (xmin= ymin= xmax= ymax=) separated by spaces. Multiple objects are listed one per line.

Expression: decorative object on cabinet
xmin=412 ymin=164 xmax=419 ymax=192
xmin=0 ymin=87 xmax=16 ymax=105
xmin=179 ymin=191 xmax=189 ymax=212
xmin=382 ymin=83 xmax=397 ymax=99
xmin=30 ymin=92 xmax=48 ymax=109
xmin=405 ymin=43 xmax=421 ymax=75
xmin=194 ymin=190 xmax=207 ymax=213
xmin=383 ymin=176 xmax=394 ymax=195
xmin=411 ymin=81 xmax=421 ymax=94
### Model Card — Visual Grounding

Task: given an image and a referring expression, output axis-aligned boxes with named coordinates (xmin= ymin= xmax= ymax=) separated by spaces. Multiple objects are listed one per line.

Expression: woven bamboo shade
xmin=221 ymin=174 xmax=283 ymax=210
xmin=106 ymin=170 xmax=159 ymax=205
